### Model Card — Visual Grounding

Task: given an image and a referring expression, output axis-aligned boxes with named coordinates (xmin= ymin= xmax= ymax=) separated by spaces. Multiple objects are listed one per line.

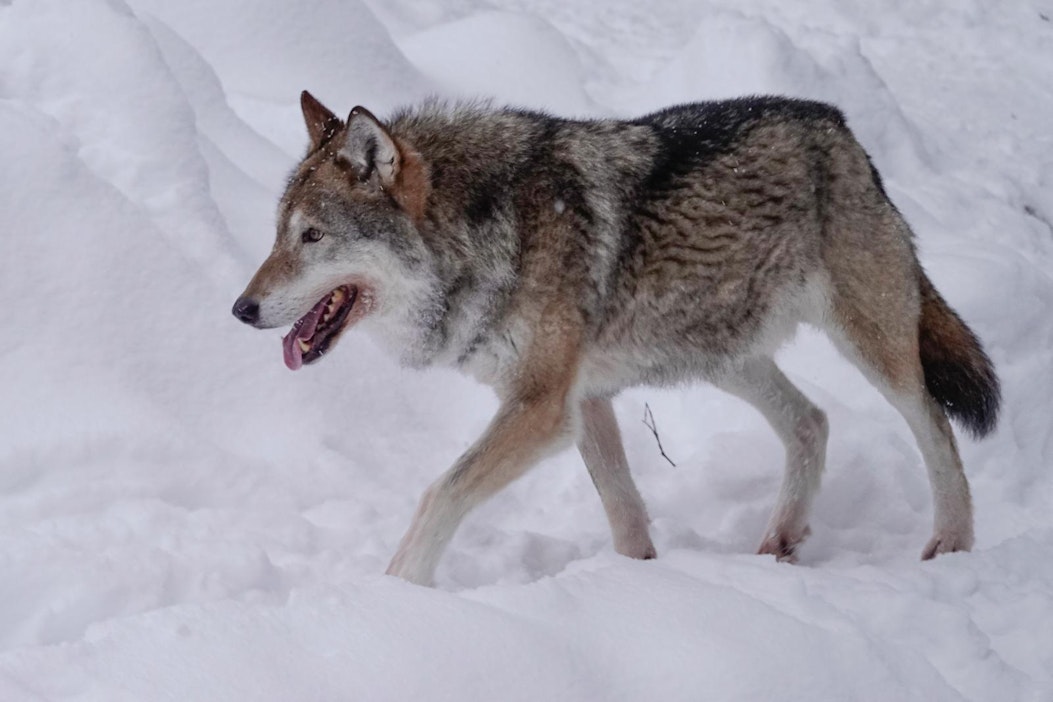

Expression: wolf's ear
xmin=301 ymin=90 xmax=342 ymax=150
xmin=339 ymin=106 xmax=401 ymax=189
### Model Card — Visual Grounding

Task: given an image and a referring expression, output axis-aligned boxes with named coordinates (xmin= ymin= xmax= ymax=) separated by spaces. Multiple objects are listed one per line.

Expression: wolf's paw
xmin=614 ymin=531 xmax=657 ymax=561
xmin=385 ymin=551 xmax=436 ymax=587
xmin=757 ymin=525 xmax=811 ymax=563
xmin=921 ymin=528 xmax=974 ymax=560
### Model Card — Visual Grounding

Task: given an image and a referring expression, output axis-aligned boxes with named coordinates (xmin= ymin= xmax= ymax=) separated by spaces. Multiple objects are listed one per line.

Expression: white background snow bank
xmin=0 ymin=0 xmax=1051 ymax=699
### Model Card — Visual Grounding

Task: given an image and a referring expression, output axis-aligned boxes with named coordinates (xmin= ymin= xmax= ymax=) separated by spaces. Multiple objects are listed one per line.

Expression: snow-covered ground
xmin=1 ymin=0 xmax=1051 ymax=699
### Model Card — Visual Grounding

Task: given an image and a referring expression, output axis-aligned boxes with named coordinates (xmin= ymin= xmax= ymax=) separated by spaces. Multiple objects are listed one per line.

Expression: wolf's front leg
xmin=386 ymin=318 xmax=583 ymax=585
xmin=386 ymin=392 xmax=578 ymax=585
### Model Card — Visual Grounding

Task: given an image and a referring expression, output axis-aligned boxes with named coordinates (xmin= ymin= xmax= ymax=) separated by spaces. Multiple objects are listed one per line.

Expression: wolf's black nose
xmin=232 ymin=297 xmax=260 ymax=325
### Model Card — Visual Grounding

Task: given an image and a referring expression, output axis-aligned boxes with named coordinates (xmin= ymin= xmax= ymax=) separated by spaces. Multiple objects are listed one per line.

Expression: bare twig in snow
xmin=642 ymin=402 xmax=676 ymax=467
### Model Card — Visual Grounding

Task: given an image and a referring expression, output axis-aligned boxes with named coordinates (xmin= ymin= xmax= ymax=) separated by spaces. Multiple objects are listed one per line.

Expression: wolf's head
xmin=233 ymin=91 xmax=439 ymax=370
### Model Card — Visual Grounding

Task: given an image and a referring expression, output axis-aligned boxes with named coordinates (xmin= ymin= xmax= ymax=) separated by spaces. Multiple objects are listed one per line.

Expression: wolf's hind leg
xmin=819 ymin=156 xmax=979 ymax=558
xmin=578 ymin=397 xmax=657 ymax=560
xmin=715 ymin=356 xmax=829 ymax=562
xmin=826 ymin=295 xmax=974 ymax=559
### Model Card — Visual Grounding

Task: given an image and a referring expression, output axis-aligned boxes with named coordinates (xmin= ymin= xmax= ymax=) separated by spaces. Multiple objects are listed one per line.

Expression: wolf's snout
xmin=232 ymin=297 xmax=260 ymax=326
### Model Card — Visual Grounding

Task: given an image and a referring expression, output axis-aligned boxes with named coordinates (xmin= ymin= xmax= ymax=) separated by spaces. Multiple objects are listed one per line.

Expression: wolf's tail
xmin=917 ymin=272 xmax=1000 ymax=438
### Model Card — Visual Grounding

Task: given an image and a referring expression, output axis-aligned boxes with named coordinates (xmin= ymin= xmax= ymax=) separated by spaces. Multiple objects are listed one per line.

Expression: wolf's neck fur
xmin=388 ymin=102 xmax=540 ymax=372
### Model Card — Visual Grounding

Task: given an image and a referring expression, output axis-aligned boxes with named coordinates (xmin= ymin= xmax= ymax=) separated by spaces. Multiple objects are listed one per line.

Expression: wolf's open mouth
xmin=282 ymin=286 xmax=357 ymax=370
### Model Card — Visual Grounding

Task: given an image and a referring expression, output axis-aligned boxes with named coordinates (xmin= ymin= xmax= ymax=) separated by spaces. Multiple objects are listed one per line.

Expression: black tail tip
xmin=923 ymin=357 xmax=1002 ymax=439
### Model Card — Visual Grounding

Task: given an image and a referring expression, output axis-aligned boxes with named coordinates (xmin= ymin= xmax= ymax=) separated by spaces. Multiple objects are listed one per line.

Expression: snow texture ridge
xmin=0 ymin=0 xmax=1051 ymax=700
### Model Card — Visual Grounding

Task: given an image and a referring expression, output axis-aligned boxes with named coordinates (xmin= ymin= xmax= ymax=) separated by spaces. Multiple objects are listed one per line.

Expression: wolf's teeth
xmin=298 ymin=339 xmax=310 ymax=352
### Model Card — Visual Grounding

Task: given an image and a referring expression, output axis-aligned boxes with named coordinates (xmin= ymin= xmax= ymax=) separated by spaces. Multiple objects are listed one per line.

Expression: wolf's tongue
xmin=281 ymin=298 xmax=328 ymax=371
xmin=282 ymin=331 xmax=304 ymax=371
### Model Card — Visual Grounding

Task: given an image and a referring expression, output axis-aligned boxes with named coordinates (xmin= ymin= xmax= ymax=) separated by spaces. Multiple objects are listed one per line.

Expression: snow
xmin=1 ymin=0 xmax=1051 ymax=699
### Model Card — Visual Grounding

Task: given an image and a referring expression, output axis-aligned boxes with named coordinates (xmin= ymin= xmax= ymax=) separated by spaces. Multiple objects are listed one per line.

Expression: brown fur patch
xmin=391 ymin=137 xmax=431 ymax=224
xmin=242 ymin=248 xmax=298 ymax=299
xmin=832 ymin=295 xmax=923 ymax=393
xmin=300 ymin=90 xmax=342 ymax=151
xmin=443 ymin=305 xmax=583 ymax=499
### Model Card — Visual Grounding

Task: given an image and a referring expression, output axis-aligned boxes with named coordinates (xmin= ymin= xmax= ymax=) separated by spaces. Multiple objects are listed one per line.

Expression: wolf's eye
xmin=302 ymin=228 xmax=324 ymax=243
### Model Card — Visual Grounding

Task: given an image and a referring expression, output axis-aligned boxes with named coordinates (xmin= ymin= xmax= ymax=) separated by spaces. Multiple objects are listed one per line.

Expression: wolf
xmin=232 ymin=91 xmax=1000 ymax=586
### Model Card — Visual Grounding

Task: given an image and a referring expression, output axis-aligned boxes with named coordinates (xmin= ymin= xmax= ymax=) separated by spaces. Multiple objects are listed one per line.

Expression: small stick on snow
xmin=643 ymin=403 xmax=676 ymax=467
